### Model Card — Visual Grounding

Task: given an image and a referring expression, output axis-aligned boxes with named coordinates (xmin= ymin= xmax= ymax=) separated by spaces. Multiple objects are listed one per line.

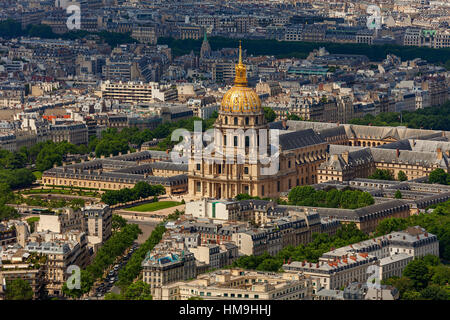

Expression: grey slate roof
xmin=279 ymin=129 xmax=326 ymax=151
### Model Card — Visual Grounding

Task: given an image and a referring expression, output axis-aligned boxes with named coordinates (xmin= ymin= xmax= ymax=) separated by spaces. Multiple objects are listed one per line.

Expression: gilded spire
xmin=238 ymin=40 xmax=243 ymax=65
xmin=234 ymin=41 xmax=247 ymax=86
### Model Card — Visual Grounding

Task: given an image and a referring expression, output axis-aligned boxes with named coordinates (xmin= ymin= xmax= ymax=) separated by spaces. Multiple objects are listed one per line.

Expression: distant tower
xmin=200 ymin=31 xmax=211 ymax=59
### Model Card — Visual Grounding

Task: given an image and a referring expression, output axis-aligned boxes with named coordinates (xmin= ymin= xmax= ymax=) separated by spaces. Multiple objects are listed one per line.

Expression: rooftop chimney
xmin=437 ymin=148 xmax=443 ymax=160
xmin=396 ymin=148 xmax=400 ymax=158
xmin=342 ymin=151 xmax=349 ymax=163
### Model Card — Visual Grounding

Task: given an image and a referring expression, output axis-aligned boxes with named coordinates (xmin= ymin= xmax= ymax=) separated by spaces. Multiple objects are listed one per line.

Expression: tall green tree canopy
xmin=5 ymin=278 xmax=33 ymax=300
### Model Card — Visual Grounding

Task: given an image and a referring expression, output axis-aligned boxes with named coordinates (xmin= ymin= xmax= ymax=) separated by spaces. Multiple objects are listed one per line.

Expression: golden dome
xmin=220 ymin=42 xmax=261 ymax=113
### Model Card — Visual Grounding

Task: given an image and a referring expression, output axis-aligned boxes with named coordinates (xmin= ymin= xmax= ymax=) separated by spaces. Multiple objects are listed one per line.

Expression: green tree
xmin=368 ymin=169 xmax=394 ymax=180
xmin=288 ymin=186 xmax=316 ymax=206
xmin=122 ymin=281 xmax=153 ymax=300
xmin=287 ymin=114 xmax=302 ymax=120
xmin=431 ymin=265 xmax=450 ymax=286
xmin=403 ymin=259 xmax=431 ymax=290
xmin=420 ymin=284 xmax=448 ymax=300
xmin=402 ymin=290 xmax=422 ymax=300
xmin=112 ymin=214 xmax=127 ymax=231
xmin=263 ymin=107 xmax=277 ymax=122
xmin=104 ymin=292 xmax=124 ymax=300
xmin=397 ymin=170 xmax=408 ymax=181
xmin=5 ymin=278 xmax=33 ymax=300
xmin=394 ymin=190 xmax=403 ymax=199
xmin=429 ymin=168 xmax=448 ymax=185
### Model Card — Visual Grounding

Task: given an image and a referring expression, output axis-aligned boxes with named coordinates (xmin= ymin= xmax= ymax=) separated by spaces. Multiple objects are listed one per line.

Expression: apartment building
xmin=35 ymin=205 xmax=112 ymax=252
xmin=131 ymin=25 xmax=157 ymax=44
xmin=188 ymin=243 xmax=238 ymax=270
xmin=158 ymin=268 xmax=312 ymax=300
xmin=36 ymin=207 xmax=83 ymax=234
xmin=100 ymin=81 xmax=154 ymax=104
xmin=0 ymin=224 xmax=16 ymax=246
xmin=0 ymin=249 xmax=46 ymax=300
xmin=379 ymin=253 xmax=413 ymax=280
xmin=81 ymin=204 xmax=112 ymax=252
xmin=283 ymin=252 xmax=378 ymax=293
xmin=50 ymin=123 xmax=88 ymax=145
xmin=25 ymin=230 xmax=89 ymax=296
xmin=141 ymin=248 xmax=197 ymax=297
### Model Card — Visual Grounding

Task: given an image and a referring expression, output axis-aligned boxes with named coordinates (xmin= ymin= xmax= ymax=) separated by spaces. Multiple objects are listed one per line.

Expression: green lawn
xmin=125 ymin=201 xmax=182 ymax=212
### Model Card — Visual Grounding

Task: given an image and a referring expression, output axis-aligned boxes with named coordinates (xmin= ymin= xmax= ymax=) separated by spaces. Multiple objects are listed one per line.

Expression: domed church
xmin=188 ymin=43 xmax=328 ymax=200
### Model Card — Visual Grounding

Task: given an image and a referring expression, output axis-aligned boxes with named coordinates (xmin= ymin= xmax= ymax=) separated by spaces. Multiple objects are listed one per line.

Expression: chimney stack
xmin=342 ymin=151 xmax=349 ymax=163
xmin=396 ymin=148 xmax=400 ymax=158
xmin=437 ymin=148 xmax=443 ymax=160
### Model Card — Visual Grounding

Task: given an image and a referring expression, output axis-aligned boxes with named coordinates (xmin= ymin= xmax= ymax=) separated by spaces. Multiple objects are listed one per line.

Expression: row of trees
xmin=0 ymin=19 xmax=137 ymax=47
xmin=116 ymin=223 xmax=167 ymax=289
xmin=0 ymin=183 xmax=20 ymax=221
xmin=100 ymin=182 xmax=165 ymax=206
xmin=112 ymin=211 xmax=184 ymax=297
xmin=350 ymin=101 xmax=450 ymax=131
xmin=157 ymin=36 xmax=450 ymax=67
xmin=232 ymin=223 xmax=368 ymax=272
xmin=0 ymin=140 xmax=88 ymax=191
xmin=382 ymin=255 xmax=449 ymax=300
xmin=287 ymin=186 xmax=375 ymax=209
xmin=89 ymin=112 xmax=218 ymax=158
xmin=62 ymin=223 xmax=142 ymax=298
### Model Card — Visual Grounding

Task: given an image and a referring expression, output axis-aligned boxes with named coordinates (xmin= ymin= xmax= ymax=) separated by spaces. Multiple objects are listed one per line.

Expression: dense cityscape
xmin=0 ymin=0 xmax=449 ymax=305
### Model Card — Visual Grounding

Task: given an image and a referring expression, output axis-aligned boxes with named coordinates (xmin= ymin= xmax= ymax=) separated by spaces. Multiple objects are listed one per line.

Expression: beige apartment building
xmin=142 ymin=248 xmax=197 ymax=297
xmin=81 ymin=204 xmax=112 ymax=252
xmin=25 ymin=230 xmax=89 ymax=296
xmin=0 ymin=249 xmax=46 ymax=299
xmin=50 ymin=123 xmax=88 ymax=146
xmin=131 ymin=25 xmax=157 ymax=44
xmin=158 ymin=268 xmax=312 ymax=300
xmin=36 ymin=205 xmax=112 ymax=252
xmin=100 ymin=81 xmax=154 ymax=104
xmin=37 ymin=207 xmax=83 ymax=234
xmin=283 ymin=253 xmax=378 ymax=293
